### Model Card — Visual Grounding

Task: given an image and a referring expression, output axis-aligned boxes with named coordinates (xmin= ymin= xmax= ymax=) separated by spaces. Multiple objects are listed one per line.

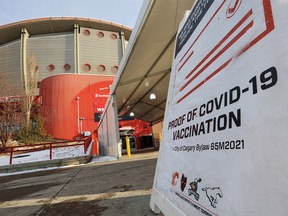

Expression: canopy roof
xmin=111 ymin=0 xmax=195 ymax=123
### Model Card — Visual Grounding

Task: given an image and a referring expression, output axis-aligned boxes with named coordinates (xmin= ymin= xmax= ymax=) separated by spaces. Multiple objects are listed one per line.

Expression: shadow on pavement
xmin=0 ymin=154 xmax=162 ymax=216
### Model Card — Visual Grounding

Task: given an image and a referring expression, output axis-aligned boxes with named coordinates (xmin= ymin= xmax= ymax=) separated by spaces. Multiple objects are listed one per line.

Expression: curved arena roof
xmin=0 ymin=17 xmax=132 ymax=45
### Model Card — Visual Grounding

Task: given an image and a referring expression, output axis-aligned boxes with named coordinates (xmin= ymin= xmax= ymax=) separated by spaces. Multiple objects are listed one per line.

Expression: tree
xmin=21 ymin=54 xmax=38 ymax=128
xmin=0 ymin=74 xmax=21 ymax=150
xmin=0 ymin=54 xmax=39 ymax=149
xmin=0 ymin=54 xmax=50 ymax=147
xmin=0 ymin=98 xmax=21 ymax=150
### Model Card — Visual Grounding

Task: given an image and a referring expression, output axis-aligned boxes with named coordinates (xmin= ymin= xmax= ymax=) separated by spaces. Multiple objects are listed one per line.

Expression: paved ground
xmin=0 ymin=151 xmax=163 ymax=216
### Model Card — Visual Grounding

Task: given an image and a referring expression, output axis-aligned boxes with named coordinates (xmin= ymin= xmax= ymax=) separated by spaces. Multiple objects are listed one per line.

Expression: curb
xmin=0 ymin=155 xmax=92 ymax=174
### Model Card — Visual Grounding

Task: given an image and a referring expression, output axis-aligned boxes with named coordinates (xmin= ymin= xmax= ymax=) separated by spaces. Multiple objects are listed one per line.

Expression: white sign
xmin=95 ymin=94 xmax=109 ymax=98
xmin=151 ymin=0 xmax=288 ymax=215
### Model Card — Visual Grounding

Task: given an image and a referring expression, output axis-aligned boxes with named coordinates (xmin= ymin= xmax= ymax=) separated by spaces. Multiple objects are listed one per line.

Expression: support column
xmin=74 ymin=24 xmax=80 ymax=74
xmin=120 ymin=31 xmax=126 ymax=56
xmin=111 ymin=94 xmax=122 ymax=158
xmin=20 ymin=28 xmax=29 ymax=92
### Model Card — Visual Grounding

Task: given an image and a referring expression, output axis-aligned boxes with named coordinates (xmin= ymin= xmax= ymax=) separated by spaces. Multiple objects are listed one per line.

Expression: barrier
xmin=150 ymin=0 xmax=288 ymax=215
xmin=97 ymin=94 xmax=121 ymax=158
xmin=0 ymin=137 xmax=92 ymax=165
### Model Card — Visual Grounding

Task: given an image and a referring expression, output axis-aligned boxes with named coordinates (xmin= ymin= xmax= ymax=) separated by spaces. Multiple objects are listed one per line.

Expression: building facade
xmin=0 ymin=17 xmax=131 ymax=95
xmin=0 ymin=18 xmax=132 ymax=140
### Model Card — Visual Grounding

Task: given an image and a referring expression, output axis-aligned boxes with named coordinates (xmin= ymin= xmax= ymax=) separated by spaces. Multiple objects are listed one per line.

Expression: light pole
xmin=79 ymin=117 xmax=85 ymax=133
xmin=76 ymin=97 xmax=80 ymax=133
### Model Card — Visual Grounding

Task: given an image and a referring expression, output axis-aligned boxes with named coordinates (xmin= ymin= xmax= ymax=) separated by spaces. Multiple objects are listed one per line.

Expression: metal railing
xmin=0 ymin=137 xmax=92 ymax=165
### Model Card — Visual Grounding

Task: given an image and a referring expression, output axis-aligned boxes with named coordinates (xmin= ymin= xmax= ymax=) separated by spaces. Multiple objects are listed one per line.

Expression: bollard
xmin=125 ymin=136 xmax=131 ymax=157
xmin=50 ymin=143 xmax=52 ymax=160
xmin=159 ymin=132 xmax=162 ymax=144
xmin=9 ymin=147 xmax=13 ymax=165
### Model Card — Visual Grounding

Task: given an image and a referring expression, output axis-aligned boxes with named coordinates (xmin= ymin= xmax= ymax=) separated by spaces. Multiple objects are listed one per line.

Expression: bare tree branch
xmin=0 ymin=74 xmax=21 ymax=150
xmin=21 ymin=54 xmax=38 ymax=128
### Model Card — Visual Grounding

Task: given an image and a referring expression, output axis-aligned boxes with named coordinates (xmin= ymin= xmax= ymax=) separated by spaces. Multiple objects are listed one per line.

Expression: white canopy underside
xmin=112 ymin=0 xmax=195 ymax=124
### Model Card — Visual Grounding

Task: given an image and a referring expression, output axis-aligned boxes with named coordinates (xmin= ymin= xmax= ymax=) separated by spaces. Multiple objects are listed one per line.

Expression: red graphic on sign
xmin=177 ymin=0 xmax=227 ymax=72
xmin=176 ymin=0 xmax=275 ymax=105
xmin=226 ymin=0 xmax=242 ymax=18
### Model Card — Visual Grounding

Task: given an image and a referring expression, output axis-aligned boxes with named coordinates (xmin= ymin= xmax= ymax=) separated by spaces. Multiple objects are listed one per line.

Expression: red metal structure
xmin=39 ymin=74 xmax=154 ymax=152
xmin=119 ymin=119 xmax=153 ymax=150
xmin=39 ymin=74 xmax=113 ymax=140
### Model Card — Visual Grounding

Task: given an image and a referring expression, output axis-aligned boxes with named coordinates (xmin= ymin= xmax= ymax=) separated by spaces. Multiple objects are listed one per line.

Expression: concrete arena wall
xmin=27 ymin=34 xmax=75 ymax=80
xmin=0 ymin=20 xmax=129 ymax=97
xmin=79 ymin=27 xmax=122 ymax=75
xmin=0 ymin=40 xmax=21 ymax=95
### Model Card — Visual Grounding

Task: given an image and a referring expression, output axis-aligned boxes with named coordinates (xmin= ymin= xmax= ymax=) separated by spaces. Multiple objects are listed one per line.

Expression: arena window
xmin=83 ymin=29 xmax=91 ymax=36
xmin=110 ymin=33 xmax=118 ymax=40
xmin=47 ymin=64 xmax=55 ymax=72
xmin=83 ymin=63 xmax=92 ymax=72
xmin=111 ymin=65 xmax=118 ymax=74
xmin=97 ymin=31 xmax=105 ymax=38
xmin=64 ymin=63 xmax=71 ymax=72
xmin=97 ymin=64 xmax=106 ymax=73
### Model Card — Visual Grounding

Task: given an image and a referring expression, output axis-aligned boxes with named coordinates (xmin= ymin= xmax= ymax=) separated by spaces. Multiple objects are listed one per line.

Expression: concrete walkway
xmin=0 ymin=151 xmax=162 ymax=216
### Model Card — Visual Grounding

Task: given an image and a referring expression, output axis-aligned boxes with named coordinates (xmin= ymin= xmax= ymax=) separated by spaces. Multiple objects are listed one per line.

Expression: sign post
xmin=150 ymin=0 xmax=288 ymax=215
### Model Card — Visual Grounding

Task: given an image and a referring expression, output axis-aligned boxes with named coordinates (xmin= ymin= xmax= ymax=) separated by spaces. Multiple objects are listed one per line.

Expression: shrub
xmin=15 ymin=114 xmax=51 ymax=144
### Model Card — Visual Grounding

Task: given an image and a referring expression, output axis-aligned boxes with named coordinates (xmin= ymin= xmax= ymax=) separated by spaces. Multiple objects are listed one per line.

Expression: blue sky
xmin=0 ymin=0 xmax=144 ymax=28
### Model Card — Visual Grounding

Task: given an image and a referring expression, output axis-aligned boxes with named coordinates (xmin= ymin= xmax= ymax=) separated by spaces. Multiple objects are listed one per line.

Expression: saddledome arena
xmin=0 ymin=17 xmax=132 ymax=95
xmin=0 ymin=17 xmax=134 ymax=140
